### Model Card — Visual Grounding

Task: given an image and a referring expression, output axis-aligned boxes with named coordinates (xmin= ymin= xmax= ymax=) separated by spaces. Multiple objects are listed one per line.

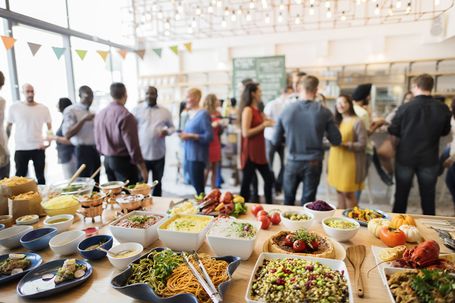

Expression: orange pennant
xmin=1 ymin=36 xmax=15 ymax=50
xmin=117 ymin=49 xmax=128 ymax=59
xmin=184 ymin=42 xmax=192 ymax=53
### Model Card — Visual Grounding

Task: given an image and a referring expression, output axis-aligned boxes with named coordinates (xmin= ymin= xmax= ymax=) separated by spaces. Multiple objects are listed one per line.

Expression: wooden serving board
xmin=415 ymin=218 xmax=455 ymax=254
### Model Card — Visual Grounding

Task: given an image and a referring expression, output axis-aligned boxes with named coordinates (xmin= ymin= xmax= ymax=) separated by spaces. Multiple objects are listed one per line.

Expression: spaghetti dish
xmin=126 ymin=249 xmax=229 ymax=303
xmin=115 ymin=214 xmax=163 ymax=229
xmin=388 ymin=269 xmax=455 ymax=303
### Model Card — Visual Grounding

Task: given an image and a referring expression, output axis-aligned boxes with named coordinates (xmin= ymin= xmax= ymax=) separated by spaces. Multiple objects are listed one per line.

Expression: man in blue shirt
xmin=273 ymin=75 xmax=341 ymax=205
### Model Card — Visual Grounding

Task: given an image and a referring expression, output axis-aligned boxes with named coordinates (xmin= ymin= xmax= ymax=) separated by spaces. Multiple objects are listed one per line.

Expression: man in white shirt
xmin=6 ymin=84 xmax=52 ymax=184
xmin=132 ymin=86 xmax=175 ymax=196
xmin=263 ymin=86 xmax=294 ymax=194
xmin=0 ymin=71 xmax=9 ymax=179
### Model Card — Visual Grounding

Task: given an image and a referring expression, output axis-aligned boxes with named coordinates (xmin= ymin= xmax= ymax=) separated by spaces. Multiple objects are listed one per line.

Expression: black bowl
xmin=111 ymin=247 xmax=241 ymax=302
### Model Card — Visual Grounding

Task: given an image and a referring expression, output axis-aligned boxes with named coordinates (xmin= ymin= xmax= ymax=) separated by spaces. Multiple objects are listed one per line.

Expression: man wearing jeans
xmin=388 ymin=74 xmax=451 ymax=215
xmin=133 ymin=86 xmax=175 ymax=196
xmin=6 ymin=84 xmax=52 ymax=184
xmin=273 ymin=75 xmax=341 ymax=205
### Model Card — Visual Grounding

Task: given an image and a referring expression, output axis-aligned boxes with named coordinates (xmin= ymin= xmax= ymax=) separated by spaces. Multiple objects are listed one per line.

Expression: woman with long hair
xmin=239 ymin=83 xmax=274 ymax=204
xmin=328 ymin=95 xmax=367 ymax=208
xmin=443 ymin=97 xmax=455 ymax=214
xmin=179 ymin=88 xmax=213 ymax=195
xmin=203 ymin=94 xmax=223 ymax=189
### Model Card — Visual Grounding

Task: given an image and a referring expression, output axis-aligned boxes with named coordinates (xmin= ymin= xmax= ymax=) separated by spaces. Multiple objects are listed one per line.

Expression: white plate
xmin=245 ymin=252 xmax=354 ymax=303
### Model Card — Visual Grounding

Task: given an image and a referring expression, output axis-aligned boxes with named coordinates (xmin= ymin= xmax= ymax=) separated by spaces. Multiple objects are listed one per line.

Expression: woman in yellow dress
xmin=328 ymin=95 xmax=367 ymax=209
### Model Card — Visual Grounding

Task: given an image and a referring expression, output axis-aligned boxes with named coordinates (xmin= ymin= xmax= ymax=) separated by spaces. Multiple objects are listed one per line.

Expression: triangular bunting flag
xmin=152 ymin=48 xmax=162 ymax=57
xmin=27 ymin=42 xmax=42 ymax=56
xmin=75 ymin=49 xmax=88 ymax=60
xmin=184 ymin=42 xmax=192 ymax=53
xmin=52 ymin=47 xmax=66 ymax=60
xmin=1 ymin=36 xmax=15 ymax=50
xmin=97 ymin=50 xmax=109 ymax=62
xmin=117 ymin=49 xmax=128 ymax=59
xmin=170 ymin=45 xmax=179 ymax=55
xmin=135 ymin=49 xmax=146 ymax=60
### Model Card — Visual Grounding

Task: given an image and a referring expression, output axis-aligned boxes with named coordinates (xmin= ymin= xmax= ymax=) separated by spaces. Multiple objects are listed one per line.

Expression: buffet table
xmin=1 ymin=197 xmax=452 ymax=303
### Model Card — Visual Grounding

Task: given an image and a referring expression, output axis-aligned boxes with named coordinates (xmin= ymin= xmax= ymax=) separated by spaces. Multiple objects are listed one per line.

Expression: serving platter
xmin=0 ymin=253 xmax=42 ymax=285
xmin=111 ymin=247 xmax=241 ymax=303
xmin=263 ymin=236 xmax=346 ymax=261
xmin=16 ymin=259 xmax=93 ymax=299
xmin=342 ymin=208 xmax=391 ymax=227
xmin=245 ymin=252 xmax=354 ymax=303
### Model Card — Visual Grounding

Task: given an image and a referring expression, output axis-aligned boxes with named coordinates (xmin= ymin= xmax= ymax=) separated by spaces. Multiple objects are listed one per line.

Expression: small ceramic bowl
xmin=16 ymin=215 xmax=39 ymax=225
xmin=0 ymin=224 xmax=5 ymax=231
xmin=78 ymin=235 xmax=113 ymax=260
xmin=303 ymin=201 xmax=337 ymax=223
xmin=20 ymin=227 xmax=58 ymax=251
xmin=107 ymin=242 xmax=143 ymax=270
xmin=49 ymin=230 xmax=85 ymax=256
xmin=44 ymin=214 xmax=74 ymax=233
xmin=322 ymin=217 xmax=360 ymax=242
xmin=0 ymin=225 xmax=33 ymax=249
xmin=280 ymin=210 xmax=315 ymax=230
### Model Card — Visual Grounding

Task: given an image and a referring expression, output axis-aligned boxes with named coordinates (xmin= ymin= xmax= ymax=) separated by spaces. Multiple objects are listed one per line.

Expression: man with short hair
xmin=388 ymin=74 xmax=451 ymax=215
xmin=6 ymin=84 xmax=52 ymax=184
xmin=273 ymin=75 xmax=341 ymax=205
xmin=62 ymin=85 xmax=101 ymax=183
xmin=133 ymin=86 xmax=174 ymax=196
xmin=264 ymin=86 xmax=294 ymax=194
xmin=94 ymin=83 xmax=148 ymax=184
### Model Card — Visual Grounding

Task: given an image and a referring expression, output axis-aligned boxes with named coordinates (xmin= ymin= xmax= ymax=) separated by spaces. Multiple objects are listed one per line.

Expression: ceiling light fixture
xmin=396 ymin=0 xmax=402 ymax=9
xmin=374 ymin=4 xmax=380 ymax=15
xmin=265 ymin=13 xmax=271 ymax=23
xmin=341 ymin=11 xmax=347 ymax=21
xmin=231 ymin=11 xmax=237 ymax=21
xmin=295 ymin=14 xmax=301 ymax=24
xmin=309 ymin=4 xmax=315 ymax=15
xmin=326 ymin=8 xmax=332 ymax=19
xmin=221 ymin=17 xmax=227 ymax=27
xmin=246 ymin=11 xmax=252 ymax=21
xmin=250 ymin=0 xmax=255 ymax=9
xmin=406 ymin=1 xmax=411 ymax=14
xmin=208 ymin=5 xmax=214 ymax=13
xmin=278 ymin=12 xmax=284 ymax=23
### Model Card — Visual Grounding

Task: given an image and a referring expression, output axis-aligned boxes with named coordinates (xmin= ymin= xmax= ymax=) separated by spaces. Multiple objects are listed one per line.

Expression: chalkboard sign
xmin=232 ymin=55 xmax=286 ymax=104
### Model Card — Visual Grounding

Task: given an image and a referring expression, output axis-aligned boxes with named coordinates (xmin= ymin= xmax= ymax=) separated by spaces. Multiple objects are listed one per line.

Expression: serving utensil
xmin=168 ymin=198 xmax=188 ymax=209
xmin=95 ymin=246 xmax=132 ymax=257
xmin=182 ymin=252 xmax=222 ymax=303
xmin=346 ymin=245 xmax=366 ymax=298
xmin=89 ymin=167 xmax=102 ymax=180
xmin=67 ymin=164 xmax=86 ymax=187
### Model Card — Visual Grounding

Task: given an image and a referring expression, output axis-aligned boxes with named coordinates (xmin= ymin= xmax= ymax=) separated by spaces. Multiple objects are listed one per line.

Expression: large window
xmin=9 ymin=0 xmax=68 ymax=27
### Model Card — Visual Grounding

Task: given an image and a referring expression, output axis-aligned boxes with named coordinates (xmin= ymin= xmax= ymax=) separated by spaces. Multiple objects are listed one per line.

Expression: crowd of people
xmin=0 ymin=70 xmax=453 ymax=215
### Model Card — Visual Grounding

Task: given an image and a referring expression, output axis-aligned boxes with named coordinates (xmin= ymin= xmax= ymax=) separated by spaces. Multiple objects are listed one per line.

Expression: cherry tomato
xmin=251 ymin=205 xmax=264 ymax=217
xmin=379 ymin=226 xmax=407 ymax=247
xmin=284 ymin=234 xmax=294 ymax=246
xmin=310 ymin=240 xmax=319 ymax=250
xmin=270 ymin=212 xmax=281 ymax=225
xmin=258 ymin=215 xmax=271 ymax=230
xmin=292 ymin=239 xmax=307 ymax=252
xmin=256 ymin=210 xmax=269 ymax=218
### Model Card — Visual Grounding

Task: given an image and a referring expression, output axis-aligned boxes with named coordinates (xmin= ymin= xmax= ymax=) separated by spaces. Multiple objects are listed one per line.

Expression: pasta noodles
xmin=163 ymin=254 xmax=228 ymax=303
xmin=126 ymin=250 xmax=229 ymax=303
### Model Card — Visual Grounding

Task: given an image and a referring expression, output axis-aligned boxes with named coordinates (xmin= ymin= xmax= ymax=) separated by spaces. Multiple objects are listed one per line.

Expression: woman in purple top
xmin=179 ymin=88 xmax=213 ymax=195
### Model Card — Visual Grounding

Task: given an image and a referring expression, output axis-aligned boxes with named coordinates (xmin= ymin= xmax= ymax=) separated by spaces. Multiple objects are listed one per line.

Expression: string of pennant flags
xmin=1 ymin=35 xmax=192 ymax=61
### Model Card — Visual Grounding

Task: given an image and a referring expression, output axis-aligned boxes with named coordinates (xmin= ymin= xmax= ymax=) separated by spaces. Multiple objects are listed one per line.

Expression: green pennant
xmin=75 ymin=49 xmax=88 ymax=60
xmin=52 ymin=47 xmax=66 ymax=60
xmin=152 ymin=48 xmax=162 ymax=57
xmin=170 ymin=45 xmax=179 ymax=55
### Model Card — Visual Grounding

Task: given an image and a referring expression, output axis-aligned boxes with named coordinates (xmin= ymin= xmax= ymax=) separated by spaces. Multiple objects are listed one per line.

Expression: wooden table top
xmin=1 ymin=197 xmax=453 ymax=303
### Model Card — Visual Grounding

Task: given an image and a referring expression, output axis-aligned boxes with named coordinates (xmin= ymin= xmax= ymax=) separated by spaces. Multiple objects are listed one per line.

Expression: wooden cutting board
xmin=415 ymin=218 xmax=455 ymax=254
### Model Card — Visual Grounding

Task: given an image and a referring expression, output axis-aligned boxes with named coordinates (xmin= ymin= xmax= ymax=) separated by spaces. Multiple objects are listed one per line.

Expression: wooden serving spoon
xmin=346 ymin=245 xmax=366 ymax=298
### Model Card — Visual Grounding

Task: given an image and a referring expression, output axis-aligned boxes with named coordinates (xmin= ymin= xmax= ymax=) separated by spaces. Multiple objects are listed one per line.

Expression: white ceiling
xmin=123 ymin=0 xmax=454 ymax=44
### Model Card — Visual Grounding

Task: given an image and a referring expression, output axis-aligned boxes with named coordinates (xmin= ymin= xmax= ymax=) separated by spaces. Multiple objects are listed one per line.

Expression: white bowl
xmin=322 ymin=217 xmax=360 ymax=242
xmin=16 ymin=215 xmax=39 ymax=225
xmin=157 ymin=214 xmax=214 ymax=251
xmin=107 ymin=242 xmax=143 ymax=270
xmin=0 ymin=225 xmax=33 ymax=249
xmin=303 ymin=202 xmax=337 ymax=223
xmin=49 ymin=230 xmax=85 ymax=256
xmin=207 ymin=219 xmax=261 ymax=260
xmin=280 ymin=210 xmax=314 ymax=230
xmin=245 ymin=252 xmax=354 ymax=303
xmin=109 ymin=211 xmax=165 ymax=247
xmin=44 ymin=214 xmax=74 ymax=233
